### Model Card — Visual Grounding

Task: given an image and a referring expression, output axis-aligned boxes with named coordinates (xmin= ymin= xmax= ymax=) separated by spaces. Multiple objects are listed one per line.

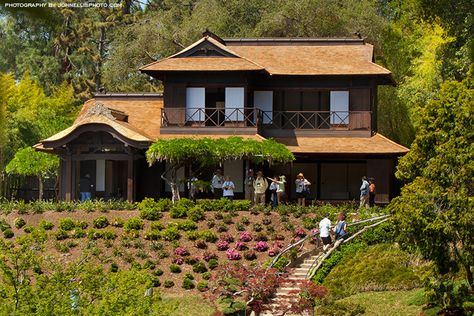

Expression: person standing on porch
xmin=295 ymin=173 xmax=311 ymax=206
xmin=211 ymin=169 xmax=224 ymax=199
xmin=369 ymin=178 xmax=376 ymax=207
xmin=79 ymin=174 xmax=93 ymax=202
xmin=268 ymin=176 xmax=279 ymax=208
xmin=245 ymin=169 xmax=255 ymax=203
xmin=359 ymin=176 xmax=370 ymax=209
xmin=277 ymin=175 xmax=287 ymax=204
xmin=253 ymin=171 xmax=268 ymax=204
xmin=222 ymin=176 xmax=235 ymax=201
xmin=187 ymin=173 xmax=198 ymax=203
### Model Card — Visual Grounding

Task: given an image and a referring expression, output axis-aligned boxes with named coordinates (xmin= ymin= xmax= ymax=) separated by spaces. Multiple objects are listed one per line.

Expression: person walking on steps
xmin=334 ymin=211 xmax=348 ymax=240
xmin=369 ymin=178 xmax=376 ymax=207
xmin=319 ymin=213 xmax=332 ymax=251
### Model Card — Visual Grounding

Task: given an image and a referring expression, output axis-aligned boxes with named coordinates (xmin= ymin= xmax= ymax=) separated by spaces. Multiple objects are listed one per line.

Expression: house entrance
xmin=77 ymin=160 xmax=127 ymax=200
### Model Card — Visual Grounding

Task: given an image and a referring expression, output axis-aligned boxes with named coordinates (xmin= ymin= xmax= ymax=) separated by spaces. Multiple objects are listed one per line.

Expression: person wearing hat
xmin=253 ymin=171 xmax=268 ymax=204
xmin=277 ymin=175 xmax=287 ymax=204
xmin=295 ymin=173 xmax=311 ymax=206
xmin=245 ymin=169 xmax=255 ymax=203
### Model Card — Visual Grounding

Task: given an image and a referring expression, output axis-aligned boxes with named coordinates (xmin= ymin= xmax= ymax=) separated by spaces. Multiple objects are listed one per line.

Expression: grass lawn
xmin=162 ymin=295 xmax=216 ymax=316
xmin=336 ymin=289 xmax=427 ymax=316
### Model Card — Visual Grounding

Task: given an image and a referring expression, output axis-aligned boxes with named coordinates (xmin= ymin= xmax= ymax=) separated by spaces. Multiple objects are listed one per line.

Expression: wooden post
xmin=127 ymin=157 xmax=133 ymax=202
xmin=65 ymin=156 xmax=72 ymax=201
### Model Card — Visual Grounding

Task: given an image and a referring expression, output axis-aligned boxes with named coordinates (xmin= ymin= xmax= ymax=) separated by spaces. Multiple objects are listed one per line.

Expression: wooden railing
xmin=161 ymin=107 xmax=261 ymax=128
xmin=261 ymin=110 xmax=371 ymax=130
xmin=160 ymin=108 xmax=371 ymax=130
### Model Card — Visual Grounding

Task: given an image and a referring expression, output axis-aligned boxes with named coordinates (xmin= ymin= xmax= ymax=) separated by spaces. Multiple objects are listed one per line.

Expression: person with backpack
xmin=334 ymin=212 xmax=348 ymax=240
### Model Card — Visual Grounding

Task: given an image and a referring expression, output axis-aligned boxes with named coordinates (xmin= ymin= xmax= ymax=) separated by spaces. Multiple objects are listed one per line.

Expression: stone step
xmin=276 ymin=287 xmax=300 ymax=293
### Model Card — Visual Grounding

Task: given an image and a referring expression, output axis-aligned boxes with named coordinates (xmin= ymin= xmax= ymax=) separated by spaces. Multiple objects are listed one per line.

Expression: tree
xmin=6 ymin=147 xmax=59 ymax=200
xmin=146 ymin=137 xmax=294 ymax=202
xmin=389 ymin=69 xmax=474 ymax=294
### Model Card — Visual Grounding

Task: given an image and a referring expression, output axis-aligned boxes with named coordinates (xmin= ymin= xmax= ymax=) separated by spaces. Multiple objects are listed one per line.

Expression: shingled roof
xmin=140 ymin=33 xmax=393 ymax=82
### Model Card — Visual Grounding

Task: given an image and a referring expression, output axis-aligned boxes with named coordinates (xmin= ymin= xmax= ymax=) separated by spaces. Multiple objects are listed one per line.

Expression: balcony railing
xmin=160 ymin=108 xmax=371 ymax=131
xmin=161 ymin=107 xmax=260 ymax=128
xmin=261 ymin=110 xmax=371 ymax=130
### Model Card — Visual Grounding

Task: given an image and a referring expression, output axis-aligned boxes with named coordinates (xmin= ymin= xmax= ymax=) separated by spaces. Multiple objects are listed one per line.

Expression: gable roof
xmin=140 ymin=34 xmax=393 ymax=82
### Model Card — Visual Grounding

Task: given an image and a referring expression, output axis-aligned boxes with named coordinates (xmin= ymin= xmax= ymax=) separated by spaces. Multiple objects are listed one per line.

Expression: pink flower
xmin=239 ymin=231 xmax=253 ymax=242
xmin=216 ymin=240 xmax=230 ymax=251
xmin=172 ymin=257 xmax=184 ymax=265
xmin=254 ymin=241 xmax=269 ymax=252
xmin=203 ymin=252 xmax=217 ymax=262
xmin=219 ymin=233 xmax=234 ymax=242
xmin=294 ymin=228 xmax=307 ymax=238
xmin=226 ymin=248 xmax=241 ymax=260
xmin=174 ymin=247 xmax=189 ymax=256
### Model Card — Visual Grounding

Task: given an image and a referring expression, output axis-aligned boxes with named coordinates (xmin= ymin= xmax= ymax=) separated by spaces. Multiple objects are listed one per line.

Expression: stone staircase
xmin=260 ymin=254 xmax=322 ymax=316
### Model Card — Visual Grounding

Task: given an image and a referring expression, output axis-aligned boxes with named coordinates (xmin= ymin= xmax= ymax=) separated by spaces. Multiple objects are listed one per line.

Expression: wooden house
xmin=35 ymin=31 xmax=408 ymax=203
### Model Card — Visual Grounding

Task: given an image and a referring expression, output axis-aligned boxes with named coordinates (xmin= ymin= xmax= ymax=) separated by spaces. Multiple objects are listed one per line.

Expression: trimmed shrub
xmin=184 ymin=273 xmax=194 ymax=280
xmin=208 ymin=258 xmax=218 ymax=270
xmin=55 ymin=229 xmax=68 ymax=240
xmin=144 ymin=230 xmax=161 ymax=241
xmin=202 ymin=272 xmax=212 ymax=280
xmin=23 ymin=225 xmax=34 ymax=233
xmin=187 ymin=205 xmax=205 ymax=222
xmin=244 ymin=250 xmax=257 ymax=260
xmin=170 ymin=205 xmax=187 ymax=219
xmin=169 ymin=264 xmax=182 ymax=273
xmin=162 ymin=226 xmax=180 ymax=241
xmin=182 ymin=277 xmax=195 ymax=289
xmin=199 ymin=230 xmax=218 ymax=243
xmin=102 ymin=230 xmax=117 ymax=240
xmin=177 ymin=220 xmax=197 ymax=231
xmin=38 ymin=220 xmax=54 ymax=230
xmin=92 ymin=216 xmax=109 ymax=229
xmin=0 ymin=220 xmax=11 ymax=231
xmin=197 ymin=280 xmax=209 ymax=292
xmin=163 ymin=280 xmax=174 ymax=288
xmin=58 ymin=218 xmax=76 ymax=231
xmin=192 ymin=261 xmax=208 ymax=273
xmin=153 ymin=268 xmax=164 ymax=276
xmin=14 ymin=217 xmax=26 ymax=229
xmin=124 ymin=218 xmax=144 ymax=231
xmin=150 ymin=222 xmax=165 ymax=231
xmin=111 ymin=217 xmax=125 ymax=227
xmin=71 ymin=228 xmax=86 ymax=239
xmin=3 ymin=228 xmax=14 ymax=238
xmin=110 ymin=262 xmax=119 ymax=273
xmin=138 ymin=198 xmax=163 ymax=221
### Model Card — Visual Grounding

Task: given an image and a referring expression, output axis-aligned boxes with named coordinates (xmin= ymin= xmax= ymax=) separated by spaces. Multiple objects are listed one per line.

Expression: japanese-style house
xmin=35 ymin=31 xmax=408 ymax=203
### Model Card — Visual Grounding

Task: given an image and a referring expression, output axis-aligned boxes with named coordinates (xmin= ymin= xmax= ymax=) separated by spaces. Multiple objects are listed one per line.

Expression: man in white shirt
xmin=211 ymin=169 xmax=224 ymax=199
xmin=319 ymin=213 xmax=332 ymax=251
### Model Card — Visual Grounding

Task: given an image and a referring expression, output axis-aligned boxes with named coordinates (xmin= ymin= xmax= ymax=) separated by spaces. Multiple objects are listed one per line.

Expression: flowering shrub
xmin=239 ymin=231 xmax=253 ymax=242
xmin=254 ymin=241 xmax=269 ymax=252
xmin=285 ymin=280 xmax=328 ymax=314
xmin=219 ymin=233 xmax=234 ymax=243
xmin=226 ymin=248 xmax=242 ymax=260
xmin=216 ymin=240 xmax=230 ymax=251
xmin=172 ymin=257 xmax=184 ymax=265
xmin=310 ymin=228 xmax=320 ymax=242
xmin=235 ymin=241 xmax=248 ymax=251
xmin=203 ymin=252 xmax=218 ymax=262
xmin=268 ymin=247 xmax=279 ymax=257
xmin=174 ymin=247 xmax=189 ymax=256
xmin=294 ymin=228 xmax=307 ymax=238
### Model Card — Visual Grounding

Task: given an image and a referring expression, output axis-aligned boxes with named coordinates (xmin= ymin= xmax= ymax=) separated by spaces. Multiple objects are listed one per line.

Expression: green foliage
xmin=161 ymin=225 xmax=180 ymax=241
xmin=138 ymin=197 xmax=164 ymax=221
xmin=425 ymin=278 xmax=474 ymax=311
xmin=14 ymin=217 xmax=26 ymax=229
xmin=389 ymin=71 xmax=474 ymax=291
xmin=187 ymin=205 xmax=205 ymax=222
xmin=124 ymin=217 xmax=144 ymax=232
xmin=169 ymin=205 xmax=188 ymax=219
xmin=3 ymin=228 xmax=14 ymax=238
xmin=177 ymin=220 xmax=197 ymax=231
xmin=182 ymin=277 xmax=195 ymax=290
xmin=192 ymin=261 xmax=208 ymax=273
xmin=92 ymin=216 xmax=110 ymax=229
xmin=169 ymin=264 xmax=182 ymax=273
xmin=323 ymin=244 xmax=428 ymax=298
xmin=58 ymin=218 xmax=76 ymax=231
xmin=163 ymin=280 xmax=174 ymax=288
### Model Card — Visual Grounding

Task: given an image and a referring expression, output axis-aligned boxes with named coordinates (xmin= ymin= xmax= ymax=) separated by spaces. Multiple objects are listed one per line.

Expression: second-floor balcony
xmin=160 ymin=107 xmax=371 ymax=135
